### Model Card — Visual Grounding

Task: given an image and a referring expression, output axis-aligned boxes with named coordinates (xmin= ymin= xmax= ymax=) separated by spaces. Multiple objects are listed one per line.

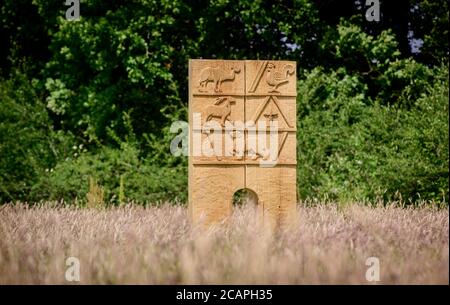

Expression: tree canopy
xmin=0 ymin=0 xmax=448 ymax=204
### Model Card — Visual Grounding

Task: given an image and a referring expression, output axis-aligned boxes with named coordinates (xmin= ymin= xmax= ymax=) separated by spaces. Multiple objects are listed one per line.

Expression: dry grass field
xmin=0 ymin=202 xmax=448 ymax=284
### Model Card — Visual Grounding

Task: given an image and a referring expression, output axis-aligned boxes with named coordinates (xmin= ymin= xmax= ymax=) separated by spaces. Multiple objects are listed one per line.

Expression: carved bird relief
xmin=265 ymin=63 xmax=295 ymax=93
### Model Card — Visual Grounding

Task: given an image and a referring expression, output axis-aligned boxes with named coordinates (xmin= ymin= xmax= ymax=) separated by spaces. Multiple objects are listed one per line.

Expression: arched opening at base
xmin=232 ymin=188 xmax=259 ymax=208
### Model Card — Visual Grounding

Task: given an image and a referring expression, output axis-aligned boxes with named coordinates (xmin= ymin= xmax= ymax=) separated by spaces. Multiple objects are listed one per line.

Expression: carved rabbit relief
xmin=189 ymin=59 xmax=297 ymax=228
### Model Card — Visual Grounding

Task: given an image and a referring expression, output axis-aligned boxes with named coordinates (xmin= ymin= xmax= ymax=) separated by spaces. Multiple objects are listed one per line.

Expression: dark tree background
xmin=0 ymin=0 xmax=448 ymax=204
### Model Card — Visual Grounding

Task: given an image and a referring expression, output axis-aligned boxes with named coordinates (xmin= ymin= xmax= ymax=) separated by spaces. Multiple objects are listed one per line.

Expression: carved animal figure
xmin=246 ymin=147 xmax=271 ymax=161
xmin=222 ymin=133 xmax=271 ymax=161
xmin=202 ymin=128 xmax=223 ymax=161
xmin=198 ymin=66 xmax=241 ymax=92
xmin=265 ymin=63 xmax=295 ymax=93
xmin=205 ymin=96 xmax=236 ymax=126
xmin=226 ymin=129 xmax=245 ymax=160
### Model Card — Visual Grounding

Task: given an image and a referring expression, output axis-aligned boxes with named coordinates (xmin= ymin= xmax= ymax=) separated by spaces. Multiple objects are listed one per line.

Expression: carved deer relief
xmin=204 ymin=96 xmax=236 ymax=126
xmin=202 ymin=96 xmax=236 ymax=161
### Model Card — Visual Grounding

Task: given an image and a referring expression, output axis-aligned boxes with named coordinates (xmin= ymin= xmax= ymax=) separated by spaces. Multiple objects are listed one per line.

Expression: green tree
xmin=0 ymin=0 xmax=448 ymax=204
xmin=0 ymin=71 xmax=73 ymax=202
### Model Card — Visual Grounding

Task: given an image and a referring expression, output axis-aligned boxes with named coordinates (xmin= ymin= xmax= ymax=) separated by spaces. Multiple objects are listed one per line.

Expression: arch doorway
xmin=232 ymin=188 xmax=259 ymax=207
xmin=231 ymin=188 xmax=263 ymax=220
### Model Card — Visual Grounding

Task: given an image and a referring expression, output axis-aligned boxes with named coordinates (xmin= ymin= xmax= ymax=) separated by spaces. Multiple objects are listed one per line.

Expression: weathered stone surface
xmin=189 ymin=59 xmax=297 ymax=227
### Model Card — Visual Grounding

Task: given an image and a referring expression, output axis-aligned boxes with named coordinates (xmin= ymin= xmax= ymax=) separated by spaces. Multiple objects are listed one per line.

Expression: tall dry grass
xmin=0 ymin=202 xmax=448 ymax=284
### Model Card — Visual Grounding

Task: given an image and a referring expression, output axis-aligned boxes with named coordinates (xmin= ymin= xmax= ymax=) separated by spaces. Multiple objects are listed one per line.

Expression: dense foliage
xmin=0 ymin=0 xmax=448 ymax=204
